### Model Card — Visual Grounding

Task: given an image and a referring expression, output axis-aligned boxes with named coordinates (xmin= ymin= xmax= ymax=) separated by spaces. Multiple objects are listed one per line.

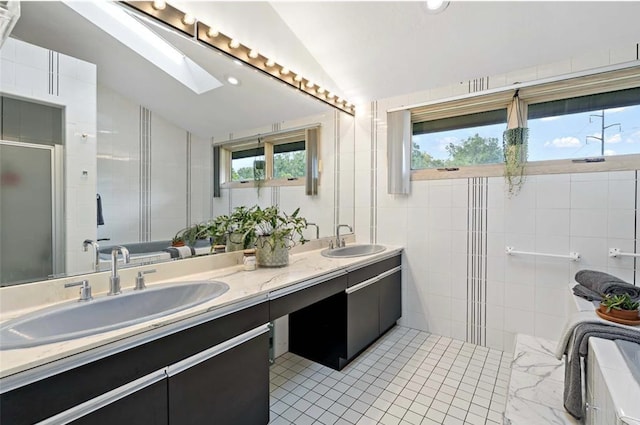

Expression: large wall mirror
xmin=0 ymin=1 xmax=355 ymax=287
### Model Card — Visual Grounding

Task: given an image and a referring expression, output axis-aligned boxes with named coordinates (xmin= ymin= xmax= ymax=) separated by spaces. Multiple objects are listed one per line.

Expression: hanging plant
xmin=253 ymin=138 xmax=266 ymax=197
xmin=503 ymin=91 xmax=528 ymax=197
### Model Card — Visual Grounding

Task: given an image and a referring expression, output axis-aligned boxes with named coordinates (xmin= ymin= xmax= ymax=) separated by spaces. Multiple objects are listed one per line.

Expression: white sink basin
xmin=0 ymin=281 xmax=229 ymax=350
xmin=321 ymin=244 xmax=386 ymax=258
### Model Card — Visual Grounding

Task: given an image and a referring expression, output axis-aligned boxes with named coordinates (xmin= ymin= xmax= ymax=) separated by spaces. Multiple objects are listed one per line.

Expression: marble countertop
xmin=0 ymin=244 xmax=402 ymax=381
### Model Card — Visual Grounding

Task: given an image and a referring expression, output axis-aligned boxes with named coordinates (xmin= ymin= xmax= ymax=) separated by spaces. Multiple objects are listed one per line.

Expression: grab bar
xmin=609 ymin=248 xmax=640 ymax=258
xmin=505 ymin=246 xmax=581 ymax=261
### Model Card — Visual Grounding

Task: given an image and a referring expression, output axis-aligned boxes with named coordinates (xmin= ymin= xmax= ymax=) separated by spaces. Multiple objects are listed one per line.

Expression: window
xmin=218 ymin=126 xmax=319 ymax=190
xmin=231 ymin=146 xmax=264 ymax=181
xmin=527 ymin=87 xmax=640 ymax=161
xmin=412 ymin=109 xmax=507 ymax=169
xmin=405 ymin=66 xmax=640 ymax=179
xmin=273 ymin=141 xmax=306 ymax=179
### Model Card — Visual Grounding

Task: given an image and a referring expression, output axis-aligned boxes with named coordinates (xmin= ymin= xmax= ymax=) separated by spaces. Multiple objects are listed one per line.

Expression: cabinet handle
xmin=345 ymin=266 xmax=401 ymax=295
xmin=166 ymin=324 xmax=270 ymax=377
xmin=36 ymin=369 xmax=167 ymax=424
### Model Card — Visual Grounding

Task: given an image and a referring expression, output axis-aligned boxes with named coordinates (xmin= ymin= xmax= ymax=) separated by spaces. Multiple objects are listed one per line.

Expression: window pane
xmin=528 ymin=89 xmax=640 ymax=161
xmin=412 ymin=110 xmax=507 ymax=170
xmin=231 ymin=147 xmax=264 ymax=181
xmin=273 ymin=141 xmax=306 ymax=179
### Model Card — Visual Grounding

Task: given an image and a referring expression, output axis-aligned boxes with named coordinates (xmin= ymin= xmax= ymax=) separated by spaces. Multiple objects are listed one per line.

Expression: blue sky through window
xmin=412 ymin=104 xmax=640 ymax=165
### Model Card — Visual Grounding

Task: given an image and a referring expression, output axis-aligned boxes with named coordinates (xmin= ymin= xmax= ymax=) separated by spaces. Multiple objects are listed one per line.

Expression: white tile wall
xmin=355 ymin=40 xmax=640 ymax=352
xmin=1 ymin=38 xmax=97 ymax=276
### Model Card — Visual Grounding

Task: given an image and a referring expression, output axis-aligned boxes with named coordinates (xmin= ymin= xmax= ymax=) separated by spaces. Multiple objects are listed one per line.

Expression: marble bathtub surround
xmin=0 ymin=235 xmax=385 ymax=378
xmin=505 ymin=334 xmax=579 ymax=425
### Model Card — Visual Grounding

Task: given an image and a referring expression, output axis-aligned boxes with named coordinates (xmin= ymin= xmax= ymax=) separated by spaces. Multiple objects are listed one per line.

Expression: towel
xmin=164 ymin=246 xmax=194 ymax=259
xmin=96 ymin=194 xmax=104 ymax=226
xmin=562 ymin=322 xmax=640 ymax=419
xmin=555 ymin=311 xmax=640 ymax=360
xmin=571 ymin=284 xmax=604 ymax=301
xmin=575 ymin=269 xmax=640 ymax=300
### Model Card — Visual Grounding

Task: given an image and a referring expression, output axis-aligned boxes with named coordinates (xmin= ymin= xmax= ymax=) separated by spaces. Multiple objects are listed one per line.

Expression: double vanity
xmin=0 ymin=241 xmax=402 ymax=425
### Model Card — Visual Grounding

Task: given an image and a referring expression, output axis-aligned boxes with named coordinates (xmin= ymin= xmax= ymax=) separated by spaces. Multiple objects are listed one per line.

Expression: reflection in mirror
xmin=0 ymin=1 xmax=355 ymax=287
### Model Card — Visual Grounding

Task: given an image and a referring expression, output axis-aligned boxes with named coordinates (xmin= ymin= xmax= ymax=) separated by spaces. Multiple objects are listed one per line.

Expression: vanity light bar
xmin=120 ymin=1 xmax=355 ymax=116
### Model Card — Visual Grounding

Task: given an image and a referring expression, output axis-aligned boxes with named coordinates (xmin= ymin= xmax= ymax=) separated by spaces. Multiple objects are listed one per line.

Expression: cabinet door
xmin=69 ymin=380 xmax=168 ymax=425
xmin=168 ymin=326 xmax=270 ymax=425
xmin=347 ymin=280 xmax=379 ymax=360
xmin=379 ymin=270 xmax=401 ymax=334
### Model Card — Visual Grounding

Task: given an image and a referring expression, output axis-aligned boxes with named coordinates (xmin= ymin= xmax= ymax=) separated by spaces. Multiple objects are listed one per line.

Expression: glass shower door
xmin=0 ymin=141 xmax=54 ymax=285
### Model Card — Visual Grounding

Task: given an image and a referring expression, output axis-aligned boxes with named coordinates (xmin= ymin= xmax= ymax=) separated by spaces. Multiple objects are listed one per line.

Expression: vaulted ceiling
xmin=10 ymin=1 xmax=640 ymax=138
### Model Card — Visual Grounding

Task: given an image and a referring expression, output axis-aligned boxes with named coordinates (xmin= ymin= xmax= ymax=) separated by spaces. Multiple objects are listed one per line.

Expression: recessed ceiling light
xmin=424 ymin=0 xmax=449 ymax=14
xmin=227 ymin=76 xmax=239 ymax=85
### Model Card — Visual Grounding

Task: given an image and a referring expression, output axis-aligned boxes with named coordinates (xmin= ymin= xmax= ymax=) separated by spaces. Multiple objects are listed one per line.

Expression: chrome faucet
xmin=307 ymin=222 xmax=320 ymax=240
xmin=109 ymin=246 xmax=130 ymax=296
xmin=335 ymin=224 xmax=353 ymax=248
xmin=65 ymin=280 xmax=93 ymax=302
xmin=83 ymin=239 xmax=100 ymax=271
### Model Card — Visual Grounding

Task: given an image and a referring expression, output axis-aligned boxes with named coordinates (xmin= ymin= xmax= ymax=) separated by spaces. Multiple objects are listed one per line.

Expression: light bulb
xmin=280 ymin=67 xmax=290 ymax=76
xmin=182 ymin=14 xmax=195 ymax=25
xmin=207 ymin=28 xmax=219 ymax=38
xmin=305 ymin=80 xmax=314 ymax=88
xmin=424 ymin=0 xmax=450 ymax=13
xmin=326 ymin=92 xmax=335 ymax=99
xmin=248 ymin=49 xmax=259 ymax=59
xmin=152 ymin=0 xmax=166 ymax=11
xmin=293 ymin=74 xmax=303 ymax=82
xmin=317 ymin=87 xmax=325 ymax=94
xmin=265 ymin=58 xmax=275 ymax=67
xmin=229 ymin=39 xmax=240 ymax=49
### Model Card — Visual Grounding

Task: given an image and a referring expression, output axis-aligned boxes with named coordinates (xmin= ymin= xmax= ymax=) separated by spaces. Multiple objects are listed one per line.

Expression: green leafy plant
xmin=252 ymin=206 xmax=308 ymax=252
xmin=174 ymin=222 xmax=209 ymax=247
xmin=503 ymin=127 xmax=528 ymax=197
xmin=600 ymin=294 xmax=640 ymax=313
xmin=207 ymin=206 xmax=257 ymax=250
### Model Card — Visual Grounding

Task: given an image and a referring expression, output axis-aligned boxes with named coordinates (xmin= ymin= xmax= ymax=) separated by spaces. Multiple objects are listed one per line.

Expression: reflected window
xmin=273 ymin=141 xmax=306 ymax=179
xmin=231 ymin=147 xmax=264 ymax=181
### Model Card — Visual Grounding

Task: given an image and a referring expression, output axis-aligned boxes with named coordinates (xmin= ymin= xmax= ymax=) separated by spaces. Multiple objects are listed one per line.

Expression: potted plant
xmin=252 ymin=206 xmax=308 ymax=267
xmin=208 ymin=206 xmax=257 ymax=252
xmin=173 ymin=222 xmax=209 ymax=248
xmin=171 ymin=234 xmax=185 ymax=247
xmin=599 ymin=294 xmax=640 ymax=320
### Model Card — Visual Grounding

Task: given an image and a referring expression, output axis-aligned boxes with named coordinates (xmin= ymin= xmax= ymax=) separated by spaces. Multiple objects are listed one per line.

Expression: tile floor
xmin=269 ymin=326 xmax=512 ymax=425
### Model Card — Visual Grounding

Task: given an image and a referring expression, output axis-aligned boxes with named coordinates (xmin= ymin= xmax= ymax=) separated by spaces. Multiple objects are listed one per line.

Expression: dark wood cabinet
xmin=168 ymin=331 xmax=269 ymax=425
xmin=0 ymin=302 xmax=270 ymax=425
xmin=289 ymin=254 xmax=402 ymax=370
xmin=346 ymin=280 xmax=379 ymax=360
xmin=70 ymin=380 xmax=168 ymax=425
xmin=379 ymin=270 xmax=402 ymax=334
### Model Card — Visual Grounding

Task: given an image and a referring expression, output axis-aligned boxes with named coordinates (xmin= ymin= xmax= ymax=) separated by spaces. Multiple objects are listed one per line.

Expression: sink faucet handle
xmin=64 ymin=280 xmax=93 ymax=302
xmin=135 ymin=269 xmax=156 ymax=290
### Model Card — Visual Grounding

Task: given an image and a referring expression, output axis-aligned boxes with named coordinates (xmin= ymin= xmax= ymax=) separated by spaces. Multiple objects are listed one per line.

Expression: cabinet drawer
xmin=270 ymin=274 xmax=347 ymax=320
xmin=347 ymin=255 xmax=401 ymax=288
xmin=0 ymin=302 xmax=269 ymax=425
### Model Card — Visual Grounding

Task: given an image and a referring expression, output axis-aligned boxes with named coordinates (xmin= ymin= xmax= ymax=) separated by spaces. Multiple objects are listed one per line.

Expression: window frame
xmin=407 ymin=65 xmax=640 ymax=181
xmin=220 ymin=128 xmax=314 ymax=189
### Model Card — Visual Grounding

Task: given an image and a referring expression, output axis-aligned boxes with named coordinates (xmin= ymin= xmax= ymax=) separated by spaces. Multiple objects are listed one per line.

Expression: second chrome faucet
xmin=109 ymin=246 xmax=130 ymax=295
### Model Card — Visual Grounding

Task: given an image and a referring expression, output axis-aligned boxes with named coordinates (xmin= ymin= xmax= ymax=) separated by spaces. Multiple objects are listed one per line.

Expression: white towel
xmin=175 ymin=245 xmax=192 ymax=259
xmin=554 ymin=310 xmax=640 ymax=360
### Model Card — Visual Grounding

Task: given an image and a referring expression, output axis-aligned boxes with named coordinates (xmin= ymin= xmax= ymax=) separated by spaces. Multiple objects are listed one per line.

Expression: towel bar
xmin=505 ymin=246 xmax=581 ymax=261
xmin=609 ymin=248 xmax=640 ymax=258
